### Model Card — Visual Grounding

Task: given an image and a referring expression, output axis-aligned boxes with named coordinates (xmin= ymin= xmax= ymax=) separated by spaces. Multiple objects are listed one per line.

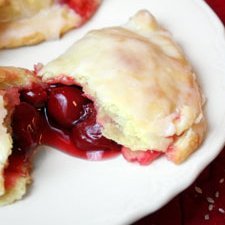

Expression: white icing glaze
xmin=0 ymin=4 xmax=81 ymax=47
xmin=41 ymin=10 xmax=204 ymax=152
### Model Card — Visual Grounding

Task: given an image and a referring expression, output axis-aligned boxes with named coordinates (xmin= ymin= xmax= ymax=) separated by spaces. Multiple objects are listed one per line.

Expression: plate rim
xmin=1 ymin=1 xmax=225 ymax=225
xmin=127 ymin=1 xmax=225 ymax=223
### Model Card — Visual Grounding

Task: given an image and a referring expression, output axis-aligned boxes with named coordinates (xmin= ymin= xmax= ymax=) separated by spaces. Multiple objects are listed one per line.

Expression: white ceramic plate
xmin=1 ymin=0 xmax=225 ymax=224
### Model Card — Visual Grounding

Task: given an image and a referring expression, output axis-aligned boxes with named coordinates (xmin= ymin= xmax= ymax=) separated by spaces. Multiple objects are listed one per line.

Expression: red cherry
xmin=12 ymin=102 xmax=42 ymax=153
xmin=121 ymin=148 xmax=162 ymax=165
xmin=47 ymin=86 xmax=87 ymax=128
xmin=20 ymin=85 xmax=47 ymax=107
xmin=71 ymin=103 xmax=121 ymax=151
xmin=61 ymin=0 xmax=99 ymax=20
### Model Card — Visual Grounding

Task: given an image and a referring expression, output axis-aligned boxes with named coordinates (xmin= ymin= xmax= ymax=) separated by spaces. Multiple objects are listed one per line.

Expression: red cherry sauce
xmin=41 ymin=85 xmax=121 ymax=160
xmin=4 ymin=153 xmax=31 ymax=190
xmin=121 ymin=147 xmax=162 ymax=166
xmin=5 ymin=82 xmax=166 ymax=189
xmin=14 ymin=84 xmax=121 ymax=162
xmin=4 ymin=102 xmax=42 ymax=189
xmin=47 ymin=86 xmax=88 ymax=128
xmin=20 ymin=84 xmax=47 ymax=108
xmin=60 ymin=0 xmax=100 ymax=21
xmin=5 ymin=84 xmax=121 ymax=189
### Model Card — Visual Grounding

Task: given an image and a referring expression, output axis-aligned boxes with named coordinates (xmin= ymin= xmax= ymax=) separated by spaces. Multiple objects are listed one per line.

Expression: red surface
xmin=60 ymin=0 xmax=100 ymax=22
xmin=134 ymin=1 xmax=225 ymax=224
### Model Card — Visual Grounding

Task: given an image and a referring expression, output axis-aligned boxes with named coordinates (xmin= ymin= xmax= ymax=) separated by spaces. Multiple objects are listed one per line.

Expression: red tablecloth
xmin=134 ymin=1 xmax=225 ymax=224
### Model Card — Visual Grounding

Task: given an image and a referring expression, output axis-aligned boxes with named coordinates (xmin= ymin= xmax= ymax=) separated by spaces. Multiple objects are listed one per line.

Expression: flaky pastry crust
xmin=0 ymin=10 xmax=207 ymax=206
xmin=0 ymin=67 xmax=39 ymax=205
xmin=0 ymin=0 xmax=101 ymax=49
xmin=41 ymin=10 xmax=207 ymax=164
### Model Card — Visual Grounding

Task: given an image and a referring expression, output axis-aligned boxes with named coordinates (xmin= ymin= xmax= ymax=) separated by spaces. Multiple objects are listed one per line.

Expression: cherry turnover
xmin=4 ymin=83 xmax=162 ymax=189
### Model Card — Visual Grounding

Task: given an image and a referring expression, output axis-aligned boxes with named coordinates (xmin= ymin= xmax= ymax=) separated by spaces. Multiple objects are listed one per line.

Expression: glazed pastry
xmin=41 ymin=10 xmax=206 ymax=164
xmin=0 ymin=10 xmax=206 ymax=205
xmin=0 ymin=0 xmax=101 ymax=49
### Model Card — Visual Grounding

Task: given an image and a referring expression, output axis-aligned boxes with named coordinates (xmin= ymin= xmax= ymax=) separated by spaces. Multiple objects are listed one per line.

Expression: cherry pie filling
xmin=60 ymin=0 xmax=100 ymax=21
xmin=4 ymin=82 xmax=163 ymax=189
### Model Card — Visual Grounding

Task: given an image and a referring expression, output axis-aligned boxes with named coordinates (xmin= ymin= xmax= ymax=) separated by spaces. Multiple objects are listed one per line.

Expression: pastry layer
xmin=0 ymin=67 xmax=39 ymax=204
xmin=0 ymin=4 xmax=80 ymax=49
xmin=0 ymin=0 xmax=53 ymax=22
xmin=41 ymin=10 xmax=206 ymax=159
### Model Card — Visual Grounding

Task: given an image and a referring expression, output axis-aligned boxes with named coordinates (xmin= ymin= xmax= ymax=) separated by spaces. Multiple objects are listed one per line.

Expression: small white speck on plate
xmin=218 ymin=208 xmax=225 ymax=214
xmin=195 ymin=186 xmax=203 ymax=194
xmin=215 ymin=191 xmax=220 ymax=198
xmin=204 ymin=214 xmax=210 ymax=220
xmin=219 ymin=178 xmax=224 ymax=184
xmin=208 ymin=204 xmax=214 ymax=211
xmin=207 ymin=197 xmax=215 ymax=204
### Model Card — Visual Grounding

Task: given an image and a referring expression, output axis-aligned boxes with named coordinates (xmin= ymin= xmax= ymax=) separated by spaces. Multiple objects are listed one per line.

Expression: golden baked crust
xmin=0 ymin=0 xmax=53 ymax=22
xmin=0 ymin=93 xmax=12 ymax=196
xmin=0 ymin=176 xmax=31 ymax=206
xmin=0 ymin=0 xmax=101 ymax=49
xmin=0 ymin=4 xmax=80 ymax=49
xmin=0 ymin=67 xmax=39 ymax=205
xmin=41 ymin=10 xmax=206 ymax=164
